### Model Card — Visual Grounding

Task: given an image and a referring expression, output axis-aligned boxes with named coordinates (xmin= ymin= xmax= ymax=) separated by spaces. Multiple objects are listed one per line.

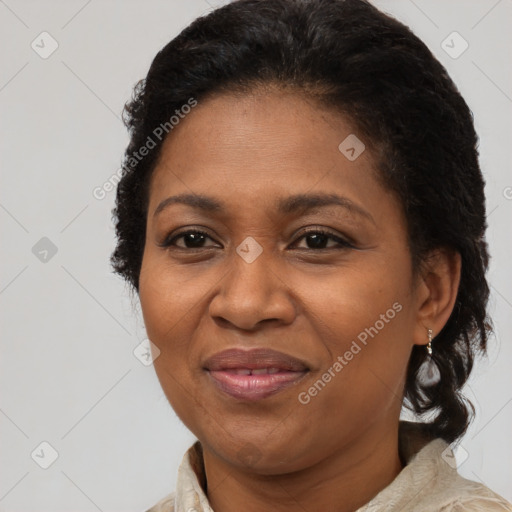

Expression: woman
xmin=111 ymin=0 xmax=512 ymax=510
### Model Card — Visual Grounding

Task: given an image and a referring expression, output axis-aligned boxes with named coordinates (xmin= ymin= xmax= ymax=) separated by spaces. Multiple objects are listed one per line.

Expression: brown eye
xmin=159 ymin=228 xmax=353 ymax=251
xmin=293 ymin=229 xmax=354 ymax=250
xmin=160 ymin=230 xmax=219 ymax=249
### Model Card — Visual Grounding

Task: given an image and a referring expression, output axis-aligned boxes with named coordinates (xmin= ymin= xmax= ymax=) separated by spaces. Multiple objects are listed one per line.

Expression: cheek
xmin=138 ymin=251 xmax=217 ymax=418
xmin=138 ymin=248 xmax=211 ymax=342
xmin=298 ymin=257 xmax=409 ymax=345
xmin=138 ymin=256 xmax=194 ymax=386
xmin=297 ymin=260 xmax=413 ymax=405
xmin=139 ymin=277 xmax=201 ymax=431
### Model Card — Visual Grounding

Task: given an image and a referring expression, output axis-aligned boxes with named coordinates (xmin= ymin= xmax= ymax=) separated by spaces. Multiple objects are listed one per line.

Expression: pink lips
xmin=203 ymin=348 xmax=309 ymax=401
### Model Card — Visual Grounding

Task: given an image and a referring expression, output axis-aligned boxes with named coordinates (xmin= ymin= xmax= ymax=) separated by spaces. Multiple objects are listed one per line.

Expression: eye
xmin=159 ymin=230 xmax=219 ymax=249
xmin=292 ymin=228 xmax=354 ymax=250
xmin=159 ymin=227 xmax=354 ymax=251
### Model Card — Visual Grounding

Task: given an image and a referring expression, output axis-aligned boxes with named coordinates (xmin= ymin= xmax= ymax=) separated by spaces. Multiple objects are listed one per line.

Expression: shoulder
xmin=435 ymin=472 xmax=512 ymax=511
xmin=143 ymin=491 xmax=175 ymax=512
xmin=371 ymin=432 xmax=512 ymax=512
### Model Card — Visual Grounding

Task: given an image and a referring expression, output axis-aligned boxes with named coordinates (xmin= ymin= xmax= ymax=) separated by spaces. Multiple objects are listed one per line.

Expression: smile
xmin=203 ymin=347 xmax=311 ymax=401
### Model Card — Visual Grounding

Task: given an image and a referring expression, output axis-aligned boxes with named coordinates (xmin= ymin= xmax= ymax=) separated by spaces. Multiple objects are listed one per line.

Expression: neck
xmin=202 ymin=421 xmax=404 ymax=512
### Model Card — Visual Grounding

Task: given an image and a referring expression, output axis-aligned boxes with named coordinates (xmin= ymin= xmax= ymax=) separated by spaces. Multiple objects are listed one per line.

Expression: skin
xmin=138 ymin=86 xmax=461 ymax=512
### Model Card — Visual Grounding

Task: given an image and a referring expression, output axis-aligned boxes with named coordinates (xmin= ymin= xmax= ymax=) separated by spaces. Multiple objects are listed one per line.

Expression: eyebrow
xmin=153 ymin=192 xmax=375 ymax=225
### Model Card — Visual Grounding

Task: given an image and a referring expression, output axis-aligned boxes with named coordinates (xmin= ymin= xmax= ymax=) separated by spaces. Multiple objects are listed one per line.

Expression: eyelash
xmin=159 ymin=228 xmax=354 ymax=251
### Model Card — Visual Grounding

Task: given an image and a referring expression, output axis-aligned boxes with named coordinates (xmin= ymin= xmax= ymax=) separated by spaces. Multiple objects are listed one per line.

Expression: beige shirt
xmin=146 ymin=421 xmax=512 ymax=512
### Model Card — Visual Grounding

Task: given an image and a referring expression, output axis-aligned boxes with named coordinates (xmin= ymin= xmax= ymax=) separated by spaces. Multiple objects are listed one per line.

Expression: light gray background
xmin=0 ymin=0 xmax=511 ymax=510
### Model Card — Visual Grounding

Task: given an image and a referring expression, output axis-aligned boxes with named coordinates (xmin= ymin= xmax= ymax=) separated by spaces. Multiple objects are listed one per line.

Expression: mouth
xmin=203 ymin=348 xmax=310 ymax=401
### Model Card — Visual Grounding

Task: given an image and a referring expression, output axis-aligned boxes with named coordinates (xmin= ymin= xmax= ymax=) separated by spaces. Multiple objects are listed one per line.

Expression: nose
xmin=208 ymin=245 xmax=297 ymax=331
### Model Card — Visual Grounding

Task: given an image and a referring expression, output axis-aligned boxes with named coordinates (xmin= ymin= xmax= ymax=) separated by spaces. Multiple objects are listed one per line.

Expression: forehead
xmin=149 ymin=89 xmax=380 ymax=200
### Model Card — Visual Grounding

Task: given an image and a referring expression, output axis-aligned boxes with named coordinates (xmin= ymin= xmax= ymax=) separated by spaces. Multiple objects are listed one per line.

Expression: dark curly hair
xmin=110 ymin=0 xmax=491 ymax=444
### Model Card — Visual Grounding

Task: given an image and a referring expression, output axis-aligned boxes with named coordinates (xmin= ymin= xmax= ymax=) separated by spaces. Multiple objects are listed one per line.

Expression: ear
xmin=412 ymin=248 xmax=461 ymax=346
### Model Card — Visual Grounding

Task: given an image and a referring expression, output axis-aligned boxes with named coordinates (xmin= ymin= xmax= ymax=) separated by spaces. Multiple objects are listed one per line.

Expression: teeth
xmin=251 ymin=368 xmax=269 ymax=375
xmin=227 ymin=368 xmax=283 ymax=375
xmin=233 ymin=369 xmax=252 ymax=375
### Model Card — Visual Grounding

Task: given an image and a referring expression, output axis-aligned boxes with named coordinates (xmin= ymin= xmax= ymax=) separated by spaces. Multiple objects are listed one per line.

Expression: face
xmin=139 ymin=87 xmax=422 ymax=474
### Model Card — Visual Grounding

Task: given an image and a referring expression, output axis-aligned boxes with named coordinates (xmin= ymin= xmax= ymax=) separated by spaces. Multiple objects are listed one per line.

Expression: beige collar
xmin=148 ymin=421 xmax=511 ymax=511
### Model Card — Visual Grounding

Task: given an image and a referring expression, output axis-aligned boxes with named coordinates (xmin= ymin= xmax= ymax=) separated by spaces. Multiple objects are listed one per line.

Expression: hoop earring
xmin=417 ymin=328 xmax=441 ymax=386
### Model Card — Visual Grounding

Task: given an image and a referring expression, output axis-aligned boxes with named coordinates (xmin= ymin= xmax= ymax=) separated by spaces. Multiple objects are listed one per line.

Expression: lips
xmin=203 ymin=348 xmax=309 ymax=372
xmin=203 ymin=348 xmax=310 ymax=401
